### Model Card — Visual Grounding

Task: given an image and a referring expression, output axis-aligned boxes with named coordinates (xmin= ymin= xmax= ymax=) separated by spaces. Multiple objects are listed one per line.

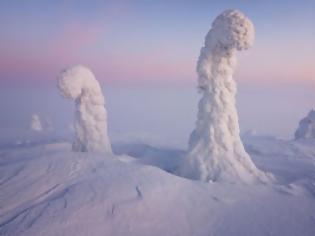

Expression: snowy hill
xmin=1 ymin=134 xmax=315 ymax=236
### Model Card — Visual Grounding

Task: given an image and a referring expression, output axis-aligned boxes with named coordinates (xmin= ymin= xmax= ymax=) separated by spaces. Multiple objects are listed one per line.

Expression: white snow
xmin=180 ymin=10 xmax=270 ymax=183
xmin=0 ymin=134 xmax=315 ymax=236
xmin=57 ymin=65 xmax=112 ymax=153
xmin=295 ymin=109 xmax=315 ymax=140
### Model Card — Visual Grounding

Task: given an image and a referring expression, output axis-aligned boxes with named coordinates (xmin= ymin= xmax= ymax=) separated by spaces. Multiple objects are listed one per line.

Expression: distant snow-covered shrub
xmin=30 ymin=114 xmax=42 ymax=131
xmin=295 ymin=109 xmax=315 ymax=140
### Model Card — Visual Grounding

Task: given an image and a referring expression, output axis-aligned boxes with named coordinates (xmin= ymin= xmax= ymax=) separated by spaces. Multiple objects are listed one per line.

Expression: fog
xmin=0 ymin=82 xmax=314 ymax=147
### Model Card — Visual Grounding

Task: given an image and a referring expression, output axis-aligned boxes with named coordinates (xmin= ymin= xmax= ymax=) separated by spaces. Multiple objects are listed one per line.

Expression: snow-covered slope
xmin=1 ymin=135 xmax=315 ymax=236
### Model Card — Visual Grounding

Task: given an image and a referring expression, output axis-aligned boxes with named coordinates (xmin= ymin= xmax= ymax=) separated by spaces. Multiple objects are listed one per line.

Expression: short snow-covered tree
xmin=295 ymin=109 xmax=315 ymax=140
xmin=30 ymin=113 xmax=43 ymax=131
xmin=180 ymin=10 xmax=271 ymax=183
xmin=57 ymin=65 xmax=112 ymax=153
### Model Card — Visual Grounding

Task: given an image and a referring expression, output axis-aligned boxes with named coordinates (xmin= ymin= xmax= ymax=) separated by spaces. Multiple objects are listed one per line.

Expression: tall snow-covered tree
xmin=181 ymin=10 xmax=271 ymax=183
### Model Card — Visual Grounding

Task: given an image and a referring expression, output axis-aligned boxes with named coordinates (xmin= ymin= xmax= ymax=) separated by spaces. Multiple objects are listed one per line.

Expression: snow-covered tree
xmin=180 ymin=10 xmax=271 ymax=183
xmin=295 ymin=109 xmax=315 ymax=140
xmin=57 ymin=65 xmax=112 ymax=153
xmin=30 ymin=113 xmax=43 ymax=131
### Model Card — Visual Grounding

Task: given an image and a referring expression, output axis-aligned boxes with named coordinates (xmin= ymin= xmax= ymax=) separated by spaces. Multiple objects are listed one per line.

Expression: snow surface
xmin=181 ymin=10 xmax=269 ymax=183
xmin=1 ymin=131 xmax=315 ymax=236
xmin=57 ymin=65 xmax=112 ymax=153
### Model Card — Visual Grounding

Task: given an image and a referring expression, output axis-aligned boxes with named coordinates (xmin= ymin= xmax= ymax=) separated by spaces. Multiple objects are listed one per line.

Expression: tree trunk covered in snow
xmin=57 ymin=65 xmax=112 ymax=154
xmin=181 ymin=10 xmax=271 ymax=183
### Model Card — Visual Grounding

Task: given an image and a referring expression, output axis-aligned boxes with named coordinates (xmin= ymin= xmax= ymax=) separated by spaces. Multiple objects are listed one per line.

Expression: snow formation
xmin=30 ymin=114 xmax=42 ymax=131
xmin=57 ymin=65 xmax=112 ymax=153
xmin=181 ymin=10 xmax=270 ymax=183
xmin=295 ymin=109 xmax=315 ymax=140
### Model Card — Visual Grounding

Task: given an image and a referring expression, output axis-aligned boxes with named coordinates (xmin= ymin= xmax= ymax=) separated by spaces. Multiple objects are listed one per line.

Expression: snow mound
xmin=295 ymin=109 xmax=315 ymax=140
xmin=57 ymin=65 xmax=112 ymax=153
xmin=180 ymin=9 xmax=271 ymax=183
xmin=1 ymin=141 xmax=315 ymax=236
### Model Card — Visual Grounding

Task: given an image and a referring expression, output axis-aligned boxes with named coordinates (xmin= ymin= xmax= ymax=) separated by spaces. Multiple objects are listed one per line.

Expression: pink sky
xmin=0 ymin=1 xmax=314 ymax=87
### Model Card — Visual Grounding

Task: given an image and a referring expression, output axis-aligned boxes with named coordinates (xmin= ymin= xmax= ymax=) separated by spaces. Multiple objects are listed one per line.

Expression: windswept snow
xmin=180 ymin=10 xmax=270 ymax=183
xmin=0 ymin=135 xmax=315 ymax=236
xmin=57 ymin=65 xmax=112 ymax=153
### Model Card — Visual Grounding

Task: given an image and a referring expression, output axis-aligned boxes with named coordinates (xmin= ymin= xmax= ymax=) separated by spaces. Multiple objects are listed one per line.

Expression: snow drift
xmin=181 ymin=10 xmax=270 ymax=183
xmin=1 ymin=138 xmax=315 ymax=236
xmin=57 ymin=65 xmax=112 ymax=153
xmin=295 ymin=109 xmax=315 ymax=140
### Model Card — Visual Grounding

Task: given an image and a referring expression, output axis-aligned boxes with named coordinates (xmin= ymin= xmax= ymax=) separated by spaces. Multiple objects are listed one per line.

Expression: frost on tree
xmin=181 ymin=10 xmax=271 ymax=183
xmin=57 ymin=65 xmax=112 ymax=153
xmin=30 ymin=114 xmax=42 ymax=131
xmin=295 ymin=109 xmax=315 ymax=140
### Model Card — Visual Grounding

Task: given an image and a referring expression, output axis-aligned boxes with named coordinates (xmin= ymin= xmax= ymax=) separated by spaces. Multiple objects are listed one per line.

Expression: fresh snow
xmin=0 ymin=132 xmax=315 ymax=236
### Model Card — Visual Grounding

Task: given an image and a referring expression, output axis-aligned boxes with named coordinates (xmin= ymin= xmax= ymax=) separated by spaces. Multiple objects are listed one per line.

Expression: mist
xmin=0 ymin=82 xmax=313 ymax=147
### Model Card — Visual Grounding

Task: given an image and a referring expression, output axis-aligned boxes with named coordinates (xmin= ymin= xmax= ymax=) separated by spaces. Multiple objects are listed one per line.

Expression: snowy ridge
xmin=1 ymin=135 xmax=315 ymax=236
